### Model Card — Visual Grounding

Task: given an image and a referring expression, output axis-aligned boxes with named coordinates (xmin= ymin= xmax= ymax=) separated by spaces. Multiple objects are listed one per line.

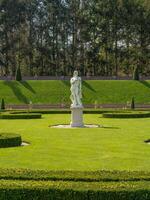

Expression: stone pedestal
xmin=70 ymin=106 xmax=84 ymax=127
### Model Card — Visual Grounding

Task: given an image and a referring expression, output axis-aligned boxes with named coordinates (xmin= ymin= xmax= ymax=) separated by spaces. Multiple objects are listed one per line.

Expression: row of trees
xmin=0 ymin=0 xmax=150 ymax=77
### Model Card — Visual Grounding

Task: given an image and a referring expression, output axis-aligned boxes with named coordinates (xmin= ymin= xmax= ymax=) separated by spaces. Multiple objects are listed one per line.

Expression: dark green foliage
xmin=0 ymin=182 xmax=150 ymax=200
xmin=15 ymin=66 xmax=22 ymax=81
xmin=131 ymin=97 xmax=135 ymax=110
xmin=102 ymin=111 xmax=150 ymax=118
xmin=133 ymin=66 xmax=140 ymax=80
xmin=0 ymin=113 xmax=41 ymax=119
xmin=1 ymin=99 xmax=5 ymax=110
xmin=0 ymin=0 xmax=150 ymax=77
xmin=0 ymin=133 xmax=22 ymax=148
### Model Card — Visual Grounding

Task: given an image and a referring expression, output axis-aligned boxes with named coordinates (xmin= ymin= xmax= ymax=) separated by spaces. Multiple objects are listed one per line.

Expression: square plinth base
xmin=70 ymin=107 xmax=84 ymax=127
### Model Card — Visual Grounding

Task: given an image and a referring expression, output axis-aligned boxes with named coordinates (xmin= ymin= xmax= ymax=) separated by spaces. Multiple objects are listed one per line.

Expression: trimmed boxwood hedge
xmin=9 ymin=109 xmax=131 ymax=115
xmin=10 ymin=110 xmax=71 ymax=114
xmin=1 ymin=169 xmax=150 ymax=182
xmin=1 ymin=179 xmax=150 ymax=200
xmin=1 ymin=169 xmax=150 ymax=199
xmin=0 ymin=113 xmax=42 ymax=119
xmin=0 ymin=133 xmax=22 ymax=148
xmin=102 ymin=111 xmax=150 ymax=118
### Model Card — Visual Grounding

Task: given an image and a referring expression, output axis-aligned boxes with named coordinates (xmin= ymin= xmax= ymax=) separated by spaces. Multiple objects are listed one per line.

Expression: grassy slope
xmin=0 ymin=80 xmax=150 ymax=104
xmin=0 ymin=114 xmax=150 ymax=171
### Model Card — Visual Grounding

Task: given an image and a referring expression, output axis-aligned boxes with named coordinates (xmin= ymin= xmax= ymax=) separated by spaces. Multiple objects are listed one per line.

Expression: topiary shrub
xmin=1 ymin=98 xmax=5 ymax=110
xmin=133 ymin=66 xmax=140 ymax=80
xmin=15 ymin=66 xmax=22 ymax=81
xmin=131 ymin=97 xmax=135 ymax=110
xmin=0 ymin=133 xmax=22 ymax=148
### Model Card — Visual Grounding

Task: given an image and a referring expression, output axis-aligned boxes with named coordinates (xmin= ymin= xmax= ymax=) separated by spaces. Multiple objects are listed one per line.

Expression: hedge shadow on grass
xmin=83 ymin=81 xmax=96 ymax=93
xmin=139 ymin=80 xmax=150 ymax=89
xmin=61 ymin=80 xmax=70 ymax=87
xmin=4 ymin=81 xmax=29 ymax=104
xmin=20 ymin=81 xmax=36 ymax=94
xmin=61 ymin=80 xmax=96 ymax=93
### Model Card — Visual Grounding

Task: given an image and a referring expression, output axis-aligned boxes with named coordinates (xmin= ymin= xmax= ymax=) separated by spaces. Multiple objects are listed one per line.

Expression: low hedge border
xmin=0 ymin=113 xmax=42 ymax=119
xmin=10 ymin=110 xmax=71 ymax=114
xmin=102 ymin=111 xmax=150 ymax=118
xmin=10 ymin=109 xmax=134 ymax=115
xmin=1 ymin=170 xmax=150 ymax=199
xmin=0 ymin=133 xmax=22 ymax=148
xmin=1 ymin=169 xmax=150 ymax=182
xmin=1 ymin=179 xmax=150 ymax=200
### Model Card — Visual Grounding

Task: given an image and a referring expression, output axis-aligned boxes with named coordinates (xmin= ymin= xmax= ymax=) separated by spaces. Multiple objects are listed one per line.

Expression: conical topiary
xmin=131 ymin=97 xmax=135 ymax=110
xmin=1 ymin=98 xmax=5 ymax=110
xmin=133 ymin=66 xmax=140 ymax=81
xmin=15 ymin=66 xmax=22 ymax=81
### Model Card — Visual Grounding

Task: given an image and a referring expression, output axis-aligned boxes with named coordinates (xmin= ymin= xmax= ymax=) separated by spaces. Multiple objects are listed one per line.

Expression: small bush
xmin=0 ymin=113 xmax=42 ymax=119
xmin=133 ymin=66 xmax=140 ymax=80
xmin=15 ymin=66 xmax=22 ymax=81
xmin=131 ymin=97 xmax=135 ymax=110
xmin=1 ymin=98 xmax=5 ymax=110
xmin=0 ymin=133 xmax=22 ymax=148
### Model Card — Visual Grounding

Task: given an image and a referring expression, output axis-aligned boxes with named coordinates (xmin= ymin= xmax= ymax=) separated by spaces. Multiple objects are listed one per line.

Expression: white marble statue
xmin=70 ymin=71 xmax=82 ymax=107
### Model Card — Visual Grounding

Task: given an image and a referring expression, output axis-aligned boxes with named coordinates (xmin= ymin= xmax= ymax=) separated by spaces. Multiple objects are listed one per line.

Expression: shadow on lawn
xmin=20 ymin=81 xmax=36 ymax=94
xmin=83 ymin=81 xmax=96 ymax=93
xmin=4 ymin=81 xmax=29 ymax=104
xmin=61 ymin=80 xmax=70 ymax=87
xmin=139 ymin=80 xmax=150 ymax=89
xmin=101 ymin=126 xmax=120 ymax=129
xmin=61 ymin=80 xmax=96 ymax=93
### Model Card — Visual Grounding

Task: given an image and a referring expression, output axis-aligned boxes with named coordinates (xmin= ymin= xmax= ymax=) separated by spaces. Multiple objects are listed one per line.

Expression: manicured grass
xmin=0 ymin=80 xmax=150 ymax=104
xmin=0 ymin=114 xmax=150 ymax=171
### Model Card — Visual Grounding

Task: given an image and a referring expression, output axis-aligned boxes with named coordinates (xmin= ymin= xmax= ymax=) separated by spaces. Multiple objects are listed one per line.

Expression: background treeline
xmin=0 ymin=0 xmax=150 ymax=77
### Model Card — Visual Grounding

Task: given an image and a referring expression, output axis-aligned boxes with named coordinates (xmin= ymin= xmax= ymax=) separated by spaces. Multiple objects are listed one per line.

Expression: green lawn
xmin=0 ymin=114 xmax=150 ymax=171
xmin=0 ymin=80 xmax=150 ymax=104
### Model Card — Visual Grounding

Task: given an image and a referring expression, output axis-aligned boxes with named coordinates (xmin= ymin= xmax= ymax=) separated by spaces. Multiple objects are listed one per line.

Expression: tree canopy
xmin=0 ymin=0 xmax=149 ymax=76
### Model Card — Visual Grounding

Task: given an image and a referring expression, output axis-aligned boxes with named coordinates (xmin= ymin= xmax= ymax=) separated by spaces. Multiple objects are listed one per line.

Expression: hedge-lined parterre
xmin=0 ymin=133 xmax=22 ymax=148
xmin=1 ymin=169 xmax=150 ymax=200
xmin=9 ymin=109 xmax=138 ymax=115
xmin=10 ymin=110 xmax=106 ymax=115
xmin=102 ymin=111 xmax=150 ymax=118
xmin=10 ymin=109 xmax=117 ymax=114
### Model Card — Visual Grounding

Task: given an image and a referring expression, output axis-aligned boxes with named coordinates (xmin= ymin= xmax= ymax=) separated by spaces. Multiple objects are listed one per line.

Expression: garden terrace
xmin=0 ymin=80 xmax=150 ymax=106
